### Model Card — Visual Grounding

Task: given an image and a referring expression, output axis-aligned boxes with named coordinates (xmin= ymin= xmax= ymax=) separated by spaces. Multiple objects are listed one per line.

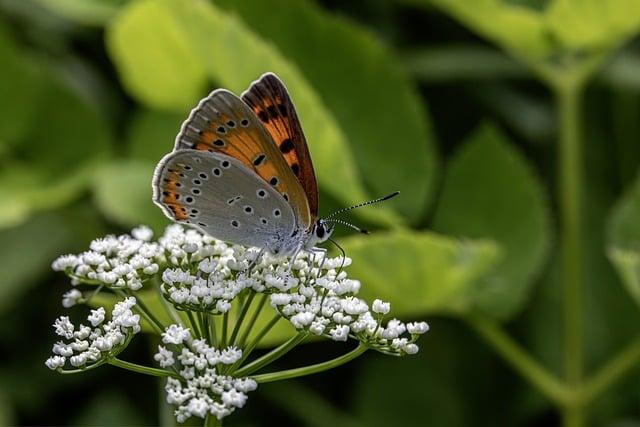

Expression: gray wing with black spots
xmin=153 ymin=149 xmax=296 ymax=250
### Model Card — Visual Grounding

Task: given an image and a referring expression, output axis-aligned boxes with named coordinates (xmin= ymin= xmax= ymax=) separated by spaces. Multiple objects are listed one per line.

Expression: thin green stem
xmin=222 ymin=311 xmax=229 ymax=347
xmin=229 ymin=292 xmax=256 ymax=345
xmin=204 ymin=413 xmax=222 ymax=427
xmin=202 ymin=312 xmax=212 ymax=344
xmin=234 ymin=332 xmax=308 ymax=377
xmin=209 ymin=313 xmax=218 ymax=346
xmin=466 ymin=312 xmax=569 ymax=405
xmin=252 ymin=343 xmax=367 ymax=384
xmin=581 ymin=335 xmax=640 ymax=403
xmin=229 ymin=313 xmax=281 ymax=373
xmin=108 ymin=358 xmax=175 ymax=378
xmin=186 ymin=310 xmax=202 ymax=338
xmin=237 ymin=294 xmax=268 ymax=348
xmin=556 ymin=82 xmax=585 ymax=427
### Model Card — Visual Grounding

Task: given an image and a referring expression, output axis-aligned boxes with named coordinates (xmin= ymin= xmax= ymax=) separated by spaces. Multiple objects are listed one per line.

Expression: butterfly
xmin=152 ymin=72 xmax=397 ymax=259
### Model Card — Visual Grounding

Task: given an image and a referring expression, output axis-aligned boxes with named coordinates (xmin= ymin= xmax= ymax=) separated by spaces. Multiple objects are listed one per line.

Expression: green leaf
xmin=33 ymin=0 xmax=123 ymax=26
xmin=92 ymin=160 xmax=169 ymax=231
xmin=546 ymin=0 xmax=640 ymax=52
xmin=106 ymin=0 xmax=208 ymax=110
xmin=126 ymin=109 xmax=185 ymax=164
xmin=106 ymin=0 xmax=399 ymax=226
xmin=424 ymin=0 xmax=640 ymax=61
xmin=606 ymin=172 xmax=640 ymax=306
xmin=215 ymin=0 xmax=438 ymax=223
xmin=432 ymin=124 xmax=551 ymax=320
xmin=341 ymin=229 xmax=502 ymax=316
xmin=403 ymin=45 xmax=530 ymax=83
xmin=424 ymin=0 xmax=552 ymax=59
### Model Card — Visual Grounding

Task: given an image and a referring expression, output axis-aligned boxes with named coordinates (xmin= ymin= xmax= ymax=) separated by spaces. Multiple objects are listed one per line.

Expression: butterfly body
xmin=153 ymin=73 xmax=332 ymax=257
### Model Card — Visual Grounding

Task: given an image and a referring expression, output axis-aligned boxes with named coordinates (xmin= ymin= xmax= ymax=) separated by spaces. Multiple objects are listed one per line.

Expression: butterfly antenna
xmin=325 ymin=219 xmax=370 ymax=235
xmin=327 ymin=237 xmax=347 ymax=276
xmin=323 ymin=191 xmax=400 ymax=220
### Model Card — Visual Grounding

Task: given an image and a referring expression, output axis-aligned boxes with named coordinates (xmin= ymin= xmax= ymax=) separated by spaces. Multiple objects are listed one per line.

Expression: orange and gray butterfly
xmin=241 ymin=73 xmax=318 ymax=219
xmin=153 ymin=149 xmax=306 ymax=255
xmin=173 ymin=88 xmax=312 ymax=230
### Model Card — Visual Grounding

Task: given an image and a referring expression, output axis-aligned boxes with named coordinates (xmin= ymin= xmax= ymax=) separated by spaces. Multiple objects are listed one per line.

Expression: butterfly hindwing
xmin=241 ymin=73 xmax=319 ymax=219
xmin=153 ymin=149 xmax=296 ymax=249
xmin=174 ymin=88 xmax=311 ymax=229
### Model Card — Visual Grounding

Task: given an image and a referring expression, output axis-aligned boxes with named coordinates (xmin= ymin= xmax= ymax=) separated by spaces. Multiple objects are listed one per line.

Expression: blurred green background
xmin=4 ymin=0 xmax=640 ymax=425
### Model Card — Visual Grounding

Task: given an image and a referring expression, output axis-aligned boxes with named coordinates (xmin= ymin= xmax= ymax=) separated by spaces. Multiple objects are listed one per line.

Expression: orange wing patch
xmin=174 ymin=88 xmax=312 ymax=229
xmin=241 ymin=73 xmax=319 ymax=219
xmin=158 ymin=169 xmax=188 ymax=221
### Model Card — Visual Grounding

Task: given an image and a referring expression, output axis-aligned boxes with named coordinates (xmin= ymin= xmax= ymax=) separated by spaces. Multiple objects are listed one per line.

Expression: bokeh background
xmin=3 ymin=0 xmax=640 ymax=425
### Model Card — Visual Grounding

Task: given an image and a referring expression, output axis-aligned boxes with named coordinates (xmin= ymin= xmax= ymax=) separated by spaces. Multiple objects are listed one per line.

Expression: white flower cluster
xmin=52 ymin=226 xmax=162 ymax=291
xmin=45 ymin=297 xmax=141 ymax=371
xmin=155 ymin=324 xmax=257 ymax=422
xmin=259 ymin=253 xmax=429 ymax=355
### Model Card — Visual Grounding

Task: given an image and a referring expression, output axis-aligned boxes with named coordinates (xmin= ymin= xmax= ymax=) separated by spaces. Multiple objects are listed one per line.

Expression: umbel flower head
xmin=48 ymin=224 xmax=429 ymax=423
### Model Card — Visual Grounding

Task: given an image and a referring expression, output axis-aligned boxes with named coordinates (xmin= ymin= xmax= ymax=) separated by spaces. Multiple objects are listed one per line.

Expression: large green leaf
xmin=92 ymin=160 xmax=169 ymax=231
xmin=33 ymin=0 xmax=123 ymax=26
xmin=423 ymin=0 xmax=640 ymax=61
xmin=106 ymin=0 xmax=399 ymax=226
xmin=424 ymin=0 xmax=552 ymax=59
xmin=546 ymin=0 xmax=640 ymax=52
xmin=432 ymin=124 xmax=551 ymax=320
xmin=341 ymin=229 xmax=502 ymax=317
xmin=215 ymin=0 xmax=438 ymax=223
xmin=607 ymin=173 xmax=640 ymax=306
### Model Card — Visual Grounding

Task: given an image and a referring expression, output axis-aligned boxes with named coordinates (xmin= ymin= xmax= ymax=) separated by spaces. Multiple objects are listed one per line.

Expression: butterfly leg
xmin=244 ymin=247 xmax=265 ymax=276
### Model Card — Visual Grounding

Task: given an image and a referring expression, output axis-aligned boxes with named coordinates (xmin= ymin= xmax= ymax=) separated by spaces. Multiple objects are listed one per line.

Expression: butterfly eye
xmin=257 ymin=189 xmax=267 ymax=198
xmin=269 ymin=177 xmax=278 ymax=186
xmin=213 ymin=139 xmax=225 ymax=146
xmin=198 ymin=173 xmax=208 ymax=179
xmin=240 ymin=119 xmax=249 ymax=127
xmin=226 ymin=120 xmax=235 ymax=127
xmin=213 ymin=168 xmax=222 ymax=177
xmin=221 ymin=161 xmax=231 ymax=169
xmin=231 ymin=220 xmax=240 ymax=228
xmin=273 ymin=209 xmax=281 ymax=218
xmin=244 ymin=206 xmax=253 ymax=214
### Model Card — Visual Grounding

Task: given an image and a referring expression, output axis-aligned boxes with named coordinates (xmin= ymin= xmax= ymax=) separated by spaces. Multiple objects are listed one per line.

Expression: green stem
xmin=252 ymin=343 xmax=367 ymax=384
xmin=202 ymin=312 xmax=211 ymax=344
xmin=237 ymin=294 xmax=268 ymax=348
xmin=108 ymin=358 xmax=175 ymax=378
xmin=467 ymin=313 xmax=569 ymax=405
xmin=209 ymin=313 xmax=218 ymax=346
xmin=229 ymin=313 xmax=281 ymax=373
xmin=556 ymin=81 xmax=585 ymax=427
xmin=222 ymin=311 xmax=229 ymax=347
xmin=229 ymin=292 xmax=256 ymax=345
xmin=186 ymin=310 xmax=202 ymax=338
xmin=204 ymin=413 xmax=222 ymax=427
xmin=581 ymin=336 xmax=640 ymax=403
xmin=234 ymin=332 xmax=308 ymax=377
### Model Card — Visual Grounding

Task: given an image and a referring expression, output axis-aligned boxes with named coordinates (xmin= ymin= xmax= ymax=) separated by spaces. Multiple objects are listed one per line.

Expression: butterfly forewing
xmin=174 ymin=88 xmax=312 ymax=229
xmin=241 ymin=73 xmax=319 ymax=219
xmin=153 ymin=149 xmax=296 ymax=249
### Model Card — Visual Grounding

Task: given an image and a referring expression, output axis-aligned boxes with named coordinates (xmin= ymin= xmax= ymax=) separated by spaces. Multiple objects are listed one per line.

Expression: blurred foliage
xmin=3 ymin=0 xmax=640 ymax=425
